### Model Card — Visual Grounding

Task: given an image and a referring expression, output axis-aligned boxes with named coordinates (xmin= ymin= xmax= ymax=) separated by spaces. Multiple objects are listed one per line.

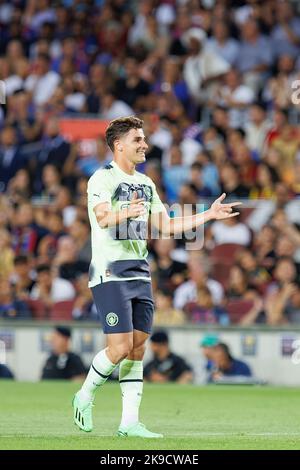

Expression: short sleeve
xmin=149 ymin=179 xmax=167 ymax=215
xmin=87 ymin=171 xmax=113 ymax=209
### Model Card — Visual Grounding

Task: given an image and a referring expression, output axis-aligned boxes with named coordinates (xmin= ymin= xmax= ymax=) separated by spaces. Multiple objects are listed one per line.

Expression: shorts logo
xmin=106 ymin=312 xmax=119 ymax=327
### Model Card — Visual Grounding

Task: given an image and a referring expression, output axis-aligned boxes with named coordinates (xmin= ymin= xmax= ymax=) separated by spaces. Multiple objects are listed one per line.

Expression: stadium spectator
xmin=184 ymin=286 xmax=229 ymax=325
xmin=0 ymin=279 xmax=31 ymax=319
xmin=265 ymin=257 xmax=299 ymax=325
xmin=151 ymin=238 xmax=186 ymax=294
xmin=153 ymin=290 xmax=186 ymax=326
xmin=30 ymin=264 xmax=75 ymax=308
xmin=24 ymin=53 xmax=60 ymax=106
xmin=226 ymin=265 xmax=259 ymax=301
xmin=0 ymin=126 xmax=24 ymax=191
xmin=0 ymin=228 xmax=14 ymax=281
xmin=52 ymin=236 xmax=89 ymax=282
xmin=10 ymin=255 xmax=36 ymax=299
xmin=208 ymin=210 xmax=252 ymax=246
xmin=144 ymin=331 xmax=193 ymax=384
xmin=174 ymin=255 xmax=224 ymax=310
xmin=115 ymin=56 xmax=151 ymax=108
xmin=72 ymin=273 xmax=97 ymax=321
xmin=41 ymin=326 xmax=86 ymax=381
xmin=209 ymin=342 xmax=252 ymax=383
xmin=183 ymin=27 xmax=230 ymax=105
xmin=199 ymin=333 xmax=219 ymax=380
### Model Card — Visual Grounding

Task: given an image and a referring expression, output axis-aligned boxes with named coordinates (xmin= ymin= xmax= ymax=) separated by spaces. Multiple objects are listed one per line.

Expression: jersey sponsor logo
xmin=106 ymin=312 xmax=119 ymax=327
xmin=113 ymin=183 xmax=153 ymax=202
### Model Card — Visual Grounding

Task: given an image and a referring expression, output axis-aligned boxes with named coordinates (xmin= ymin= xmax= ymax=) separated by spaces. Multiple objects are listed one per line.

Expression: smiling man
xmin=72 ymin=116 xmax=241 ymax=438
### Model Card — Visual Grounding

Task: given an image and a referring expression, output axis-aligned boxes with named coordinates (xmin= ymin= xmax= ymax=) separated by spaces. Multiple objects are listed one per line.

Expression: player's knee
xmin=129 ymin=343 xmax=146 ymax=360
xmin=110 ymin=341 xmax=133 ymax=362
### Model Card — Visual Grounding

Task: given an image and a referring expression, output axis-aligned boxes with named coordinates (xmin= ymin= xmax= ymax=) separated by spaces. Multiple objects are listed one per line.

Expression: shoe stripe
xmin=119 ymin=379 xmax=143 ymax=383
xmin=92 ymin=365 xmax=109 ymax=379
xmin=75 ymin=409 xmax=78 ymax=420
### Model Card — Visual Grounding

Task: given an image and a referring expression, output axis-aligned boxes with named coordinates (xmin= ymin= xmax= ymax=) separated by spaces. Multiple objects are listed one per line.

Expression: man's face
xmin=50 ymin=331 xmax=69 ymax=355
xmin=118 ymin=128 xmax=148 ymax=164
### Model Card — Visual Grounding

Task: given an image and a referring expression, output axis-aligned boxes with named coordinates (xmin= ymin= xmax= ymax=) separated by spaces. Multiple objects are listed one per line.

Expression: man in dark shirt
xmin=41 ymin=326 xmax=86 ymax=381
xmin=144 ymin=331 xmax=193 ymax=383
xmin=209 ymin=342 xmax=252 ymax=382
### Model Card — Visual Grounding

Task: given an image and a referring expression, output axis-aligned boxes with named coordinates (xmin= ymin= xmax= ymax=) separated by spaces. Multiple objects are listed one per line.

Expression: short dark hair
xmin=36 ymin=264 xmax=51 ymax=274
xmin=14 ymin=255 xmax=29 ymax=265
xmin=105 ymin=116 xmax=144 ymax=151
xmin=216 ymin=342 xmax=233 ymax=361
xmin=55 ymin=326 xmax=71 ymax=339
xmin=150 ymin=331 xmax=169 ymax=344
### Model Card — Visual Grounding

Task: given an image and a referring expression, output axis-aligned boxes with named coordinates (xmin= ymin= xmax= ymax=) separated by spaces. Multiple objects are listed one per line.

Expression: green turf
xmin=0 ymin=381 xmax=300 ymax=450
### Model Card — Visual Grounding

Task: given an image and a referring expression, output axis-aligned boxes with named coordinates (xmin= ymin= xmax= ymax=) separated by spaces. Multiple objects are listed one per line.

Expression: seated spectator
xmin=226 ymin=265 xmax=258 ymax=300
xmin=245 ymin=103 xmax=272 ymax=156
xmin=184 ymin=286 xmax=229 ymax=325
xmin=72 ymin=273 xmax=97 ymax=321
xmin=10 ymin=202 xmax=48 ymax=257
xmin=209 ymin=343 xmax=252 ymax=383
xmin=68 ymin=218 xmax=92 ymax=264
xmin=271 ymin=1 xmax=300 ymax=60
xmin=183 ymin=27 xmax=230 ymax=105
xmin=0 ymin=228 xmax=14 ymax=280
xmin=236 ymin=19 xmax=272 ymax=94
xmin=153 ymin=290 xmax=186 ymax=326
xmin=265 ymin=257 xmax=299 ymax=325
xmin=10 ymin=254 xmax=36 ymax=298
xmin=0 ymin=363 xmax=14 ymax=379
xmin=144 ymin=331 xmax=193 ymax=384
xmin=162 ymin=145 xmax=189 ymax=204
xmin=236 ymin=248 xmax=271 ymax=293
xmin=0 ymin=125 xmax=25 ymax=191
xmin=24 ymin=53 xmax=60 ymax=106
xmin=0 ymin=279 xmax=31 ymax=319
xmin=208 ymin=210 xmax=252 ymax=246
xmin=115 ymin=56 xmax=150 ymax=108
xmin=41 ymin=326 xmax=86 ymax=381
xmin=219 ymin=162 xmax=249 ymax=199
xmin=174 ymin=255 xmax=224 ymax=310
xmin=249 ymin=163 xmax=279 ymax=199
xmin=199 ymin=333 xmax=219 ymax=379
xmin=206 ymin=20 xmax=240 ymax=66
xmin=30 ymin=264 xmax=76 ymax=308
xmin=52 ymin=236 xmax=89 ymax=281
xmin=212 ymin=68 xmax=254 ymax=128
xmin=151 ymin=238 xmax=187 ymax=294
xmin=188 ymin=162 xmax=212 ymax=198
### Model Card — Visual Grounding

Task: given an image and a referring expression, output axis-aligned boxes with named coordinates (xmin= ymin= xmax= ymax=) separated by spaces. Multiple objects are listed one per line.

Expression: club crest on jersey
xmin=106 ymin=312 xmax=119 ymax=327
xmin=113 ymin=183 xmax=153 ymax=202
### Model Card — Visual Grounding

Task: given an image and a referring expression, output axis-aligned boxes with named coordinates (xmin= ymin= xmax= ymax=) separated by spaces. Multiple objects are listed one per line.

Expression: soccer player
xmin=73 ymin=116 xmax=241 ymax=438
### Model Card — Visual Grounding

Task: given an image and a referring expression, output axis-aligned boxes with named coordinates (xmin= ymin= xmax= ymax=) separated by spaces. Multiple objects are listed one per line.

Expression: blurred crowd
xmin=1 ymin=0 xmax=300 ymax=325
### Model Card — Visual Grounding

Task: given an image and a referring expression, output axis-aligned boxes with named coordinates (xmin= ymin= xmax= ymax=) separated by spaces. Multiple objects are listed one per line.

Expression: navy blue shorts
xmin=91 ymin=280 xmax=154 ymax=334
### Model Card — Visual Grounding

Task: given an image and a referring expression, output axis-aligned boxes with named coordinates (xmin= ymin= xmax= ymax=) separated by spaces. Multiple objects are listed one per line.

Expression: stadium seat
xmin=25 ymin=299 xmax=49 ymax=320
xmin=226 ymin=299 xmax=254 ymax=323
xmin=49 ymin=300 xmax=75 ymax=321
xmin=211 ymin=243 xmax=243 ymax=263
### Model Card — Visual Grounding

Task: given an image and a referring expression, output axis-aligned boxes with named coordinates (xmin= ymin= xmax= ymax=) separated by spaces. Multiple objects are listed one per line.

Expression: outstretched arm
xmin=151 ymin=193 xmax=242 ymax=235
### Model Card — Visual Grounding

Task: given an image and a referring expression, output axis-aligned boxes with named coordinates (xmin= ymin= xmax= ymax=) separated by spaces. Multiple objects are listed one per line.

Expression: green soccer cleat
xmin=72 ymin=393 xmax=94 ymax=432
xmin=117 ymin=422 xmax=163 ymax=438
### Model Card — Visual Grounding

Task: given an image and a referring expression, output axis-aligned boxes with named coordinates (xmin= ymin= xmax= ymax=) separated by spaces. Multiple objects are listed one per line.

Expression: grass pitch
xmin=0 ymin=381 xmax=300 ymax=450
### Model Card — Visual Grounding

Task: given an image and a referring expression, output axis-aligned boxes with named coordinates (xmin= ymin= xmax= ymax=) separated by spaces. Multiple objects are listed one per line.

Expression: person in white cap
xmin=183 ymin=27 xmax=230 ymax=104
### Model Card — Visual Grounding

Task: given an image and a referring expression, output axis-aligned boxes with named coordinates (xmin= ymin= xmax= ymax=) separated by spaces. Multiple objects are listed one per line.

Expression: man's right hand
xmin=125 ymin=191 xmax=146 ymax=219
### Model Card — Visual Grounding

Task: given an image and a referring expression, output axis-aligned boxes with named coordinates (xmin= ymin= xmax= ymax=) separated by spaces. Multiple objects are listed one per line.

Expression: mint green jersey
xmin=87 ymin=161 xmax=166 ymax=287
